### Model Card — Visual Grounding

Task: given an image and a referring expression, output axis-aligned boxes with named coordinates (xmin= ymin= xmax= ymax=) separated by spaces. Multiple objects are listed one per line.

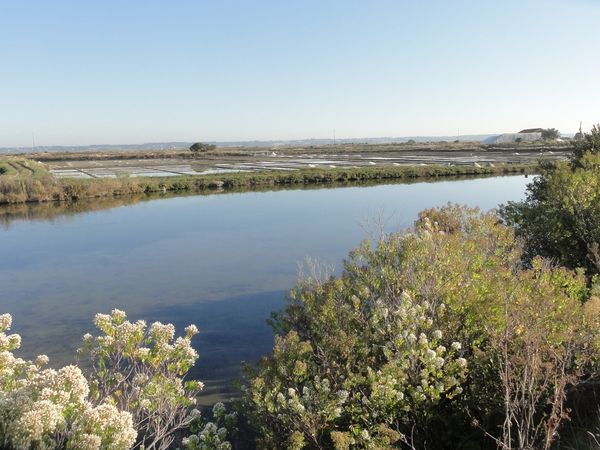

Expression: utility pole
xmin=32 ymin=132 xmax=35 ymax=152
xmin=333 ymin=129 xmax=336 ymax=145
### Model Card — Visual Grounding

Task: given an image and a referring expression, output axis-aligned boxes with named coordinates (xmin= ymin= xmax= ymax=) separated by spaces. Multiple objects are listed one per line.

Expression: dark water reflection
xmin=0 ymin=175 xmax=530 ymax=401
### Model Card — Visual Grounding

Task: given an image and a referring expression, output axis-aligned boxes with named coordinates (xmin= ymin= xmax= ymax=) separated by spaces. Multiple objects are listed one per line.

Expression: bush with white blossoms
xmin=180 ymin=402 xmax=237 ymax=450
xmin=78 ymin=309 xmax=204 ymax=450
xmin=0 ymin=313 xmax=137 ymax=450
xmin=243 ymin=271 xmax=467 ymax=448
xmin=243 ymin=205 xmax=600 ymax=450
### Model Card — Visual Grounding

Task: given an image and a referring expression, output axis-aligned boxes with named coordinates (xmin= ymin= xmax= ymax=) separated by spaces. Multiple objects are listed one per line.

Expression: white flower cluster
xmin=182 ymin=422 xmax=232 ymax=450
xmin=181 ymin=403 xmax=235 ymax=450
xmin=0 ymin=313 xmax=137 ymax=450
xmin=80 ymin=309 xmax=203 ymax=449
xmin=0 ymin=308 xmax=210 ymax=449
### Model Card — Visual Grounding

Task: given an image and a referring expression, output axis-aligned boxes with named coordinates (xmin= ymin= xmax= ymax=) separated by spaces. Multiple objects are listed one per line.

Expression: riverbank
xmin=0 ymin=158 xmax=536 ymax=205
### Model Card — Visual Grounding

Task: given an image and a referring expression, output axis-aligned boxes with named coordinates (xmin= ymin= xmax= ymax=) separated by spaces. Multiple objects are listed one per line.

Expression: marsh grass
xmin=0 ymin=157 xmax=536 ymax=205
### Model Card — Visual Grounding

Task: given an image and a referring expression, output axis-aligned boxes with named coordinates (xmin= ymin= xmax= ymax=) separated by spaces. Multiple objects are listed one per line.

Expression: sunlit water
xmin=0 ymin=175 xmax=531 ymax=400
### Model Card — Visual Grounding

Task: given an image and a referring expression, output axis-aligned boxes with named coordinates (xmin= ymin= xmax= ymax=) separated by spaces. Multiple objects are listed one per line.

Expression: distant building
xmin=483 ymin=129 xmax=542 ymax=144
xmin=518 ymin=128 xmax=544 ymax=134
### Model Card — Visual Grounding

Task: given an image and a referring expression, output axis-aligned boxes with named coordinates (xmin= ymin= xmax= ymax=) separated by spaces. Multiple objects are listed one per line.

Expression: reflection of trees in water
xmin=0 ymin=195 xmax=150 ymax=230
xmin=0 ymin=174 xmax=501 ymax=229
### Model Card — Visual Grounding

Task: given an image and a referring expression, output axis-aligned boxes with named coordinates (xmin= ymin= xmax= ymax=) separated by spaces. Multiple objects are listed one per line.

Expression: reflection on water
xmin=0 ymin=175 xmax=531 ymax=401
xmin=0 ymin=174 xmax=524 ymax=229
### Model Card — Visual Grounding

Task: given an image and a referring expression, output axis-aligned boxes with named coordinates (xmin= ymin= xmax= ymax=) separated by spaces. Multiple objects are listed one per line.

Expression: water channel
xmin=0 ymin=175 xmax=531 ymax=400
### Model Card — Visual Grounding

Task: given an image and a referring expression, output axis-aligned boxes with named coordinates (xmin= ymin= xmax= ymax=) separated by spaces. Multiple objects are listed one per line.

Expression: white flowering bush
xmin=243 ymin=205 xmax=600 ymax=449
xmin=78 ymin=309 xmax=204 ymax=450
xmin=180 ymin=402 xmax=236 ymax=450
xmin=243 ymin=273 xmax=467 ymax=448
xmin=0 ymin=313 xmax=137 ymax=450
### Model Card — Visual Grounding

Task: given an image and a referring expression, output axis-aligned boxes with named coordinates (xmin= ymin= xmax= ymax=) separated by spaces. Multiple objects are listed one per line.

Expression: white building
xmin=484 ymin=130 xmax=542 ymax=144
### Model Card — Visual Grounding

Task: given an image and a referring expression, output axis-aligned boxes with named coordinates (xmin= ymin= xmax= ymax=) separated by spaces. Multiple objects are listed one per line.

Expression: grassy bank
xmin=0 ymin=157 xmax=536 ymax=205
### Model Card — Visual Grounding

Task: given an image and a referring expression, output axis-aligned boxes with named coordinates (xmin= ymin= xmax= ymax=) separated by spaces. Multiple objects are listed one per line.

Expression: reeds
xmin=0 ymin=160 xmax=535 ymax=205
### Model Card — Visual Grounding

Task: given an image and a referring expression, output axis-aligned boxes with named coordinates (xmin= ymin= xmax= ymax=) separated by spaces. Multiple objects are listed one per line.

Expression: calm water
xmin=0 ymin=176 xmax=530 ymax=399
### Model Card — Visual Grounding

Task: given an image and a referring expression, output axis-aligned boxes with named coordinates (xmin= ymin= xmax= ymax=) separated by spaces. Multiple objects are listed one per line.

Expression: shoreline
xmin=0 ymin=160 xmax=536 ymax=205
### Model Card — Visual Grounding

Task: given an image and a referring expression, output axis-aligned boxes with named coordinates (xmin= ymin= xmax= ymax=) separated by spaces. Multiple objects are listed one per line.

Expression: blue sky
xmin=1 ymin=0 xmax=599 ymax=147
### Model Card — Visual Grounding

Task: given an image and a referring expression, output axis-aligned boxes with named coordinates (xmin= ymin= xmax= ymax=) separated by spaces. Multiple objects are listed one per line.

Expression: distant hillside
xmin=0 ymin=135 xmax=495 ymax=154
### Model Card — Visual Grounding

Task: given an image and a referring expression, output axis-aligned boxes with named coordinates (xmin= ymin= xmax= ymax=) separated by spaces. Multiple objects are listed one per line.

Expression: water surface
xmin=0 ymin=175 xmax=530 ymax=399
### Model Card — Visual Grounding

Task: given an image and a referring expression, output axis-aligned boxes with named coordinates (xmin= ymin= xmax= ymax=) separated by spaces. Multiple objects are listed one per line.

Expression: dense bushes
xmin=241 ymin=130 xmax=600 ymax=448
xmin=501 ymin=126 xmax=600 ymax=276
xmin=242 ymin=205 xmax=600 ymax=449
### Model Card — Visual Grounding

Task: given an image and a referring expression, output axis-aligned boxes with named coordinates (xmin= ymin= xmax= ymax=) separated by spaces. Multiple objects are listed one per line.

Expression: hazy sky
xmin=1 ymin=0 xmax=599 ymax=147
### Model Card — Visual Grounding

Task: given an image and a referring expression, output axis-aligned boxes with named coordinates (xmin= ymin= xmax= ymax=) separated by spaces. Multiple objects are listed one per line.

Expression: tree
xmin=189 ymin=142 xmax=216 ymax=153
xmin=541 ymin=128 xmax=560 ymax=140
xmin=572 ymin=124 xmax=600 ymax=165
xmin=501 ymin=125 xmax=600 ymax=275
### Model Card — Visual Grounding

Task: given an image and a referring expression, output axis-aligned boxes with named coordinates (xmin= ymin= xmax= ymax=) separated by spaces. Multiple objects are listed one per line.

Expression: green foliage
xmin=242 ymin=212 xmax=480 ymax=448
xmin=180 ymin=403 xmax=237 ymax=450
xmin=572 ymin=124 xmax=600 ymax=166
xmin=242 ymin=205 xmax=600 ymax=449
xmin=541 ymin=128 xmax=560 ymax=140
xmin=501 ymin=147 xmax=600 ymax=276
xmin=189 ymin=142 xmax=216 ymax=153
xmin=0 ymin=158 xmax=49 ymax=177
xmin=0 ymin=162 xmax=17 ymax=176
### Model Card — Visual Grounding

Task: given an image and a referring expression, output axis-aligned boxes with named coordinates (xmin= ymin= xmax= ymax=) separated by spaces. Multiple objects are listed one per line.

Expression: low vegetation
xmin=0 ymin=158 xmax=534 ymax=205
xmin=16 ymin=140 xmax=571 ymax=163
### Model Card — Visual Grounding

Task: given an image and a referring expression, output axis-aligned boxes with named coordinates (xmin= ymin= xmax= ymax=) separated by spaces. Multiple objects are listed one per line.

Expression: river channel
xmin=0 ymin=175 xmax=531 ymax=401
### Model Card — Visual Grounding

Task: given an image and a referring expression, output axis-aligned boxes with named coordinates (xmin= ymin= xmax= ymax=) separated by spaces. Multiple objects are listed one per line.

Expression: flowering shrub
xmin=243 ymin=205 xmax=600 ymax=450
xmin=181 ymin=402 xmax=237 ymax=450
xmin=78 ymin=309 xmax=204 ymax=450
xmin=243 ymin=250 xmax=468 ymax=448
xmin=0 ymin=313 xmax=137 ymax=450
xmin=0 ymin=310 xmax=208 ymax=450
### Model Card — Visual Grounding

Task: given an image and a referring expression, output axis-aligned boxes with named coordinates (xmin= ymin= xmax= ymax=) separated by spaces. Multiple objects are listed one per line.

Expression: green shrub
xmin=242 ymin=205 xmax=599 ymax=449
xmin=501 ymin=152 xmax=600 ymax=277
